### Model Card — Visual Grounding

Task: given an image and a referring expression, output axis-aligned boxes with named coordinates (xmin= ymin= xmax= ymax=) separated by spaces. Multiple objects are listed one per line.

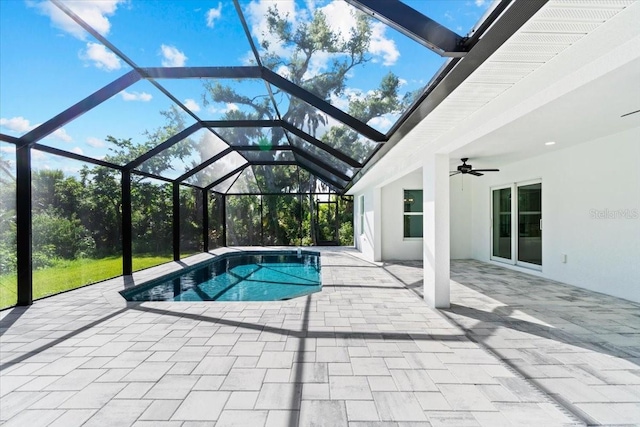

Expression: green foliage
xmin=0 ymin=244 xmax=16 ymax=275
xmin=339 ymin=221 xmax=354 ymax=246
xmin=132 ymin=179 xmax=173 ymax=254
xmin=180 ymin=187 xmax=204 ymax=255
xmin=227 ymin=195 xmax=261 ymax=245
xmin=0 ymin=151 xmax=16 ymax=275
xmin=105 ymin=106 xmax=191 ymax=175
xmin=32 ymin=210 xmax=96 ymax=265
xmin=0 ymin=254 xmax=177 ymax=310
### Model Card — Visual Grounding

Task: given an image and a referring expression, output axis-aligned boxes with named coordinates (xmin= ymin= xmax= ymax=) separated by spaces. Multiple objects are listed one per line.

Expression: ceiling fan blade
xmin=468 ymin=171 xmax=484 ymax=176
xmin=472 ymin=169 xmax=499 ymax=172
xmin=449 ymin=171 xmax=461 ymax=177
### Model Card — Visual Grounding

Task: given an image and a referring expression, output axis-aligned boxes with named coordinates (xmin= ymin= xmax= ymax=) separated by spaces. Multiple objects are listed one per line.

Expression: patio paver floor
xmin=1 ymin=248 xmax=638 ymax=426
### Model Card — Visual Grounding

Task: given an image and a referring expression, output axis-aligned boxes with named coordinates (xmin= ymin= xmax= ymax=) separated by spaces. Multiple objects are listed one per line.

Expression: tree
xmin=105 ymin=105 xmax=192 ymax=175
xmin=202 ymin=5 xmax=404 ymax=243
xmin=0 ymin=152 xmax=16 ymax=275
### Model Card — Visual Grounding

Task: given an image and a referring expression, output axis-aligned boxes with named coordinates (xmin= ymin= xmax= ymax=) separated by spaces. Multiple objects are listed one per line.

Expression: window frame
xmin=490 ymin=179 xmax=542 ymax=271
xmin=358 ymin=194 xmax=365 ymax=235
xmin=403 ymin=189 xmax=423 ymax=240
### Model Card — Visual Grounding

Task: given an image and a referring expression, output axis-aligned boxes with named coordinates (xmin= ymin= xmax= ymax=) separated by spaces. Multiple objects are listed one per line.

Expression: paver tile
xmin=2 ymin=252 xmax=639 ymax=427
xmin=372 ymin=391 xmax=427 ymax=422
xmin=220 ymin=368 xmax=266 ymax=391
xmin=59 ymin=382 xmax=126 ymax=409
xmin=171 ymin=391 xmax=230 ymax=421
xmin=83 ymin=399 xmax=151 ymax=427
xmin=145 ymin=375 xmax=199 ymax=399
xmin=330 ymin=376 xmax=373 ymax=400
xmin=215 ymin=410 xmax=268 ymax=427
xmin=255 ymin=383 xmax=302 ymax=410
xmin=300 ymin=400 xmax=348 ymax=427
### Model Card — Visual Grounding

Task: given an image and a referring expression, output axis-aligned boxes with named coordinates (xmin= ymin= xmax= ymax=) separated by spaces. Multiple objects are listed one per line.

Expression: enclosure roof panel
xmin=1 ymin=0 xmax=502 ymax=194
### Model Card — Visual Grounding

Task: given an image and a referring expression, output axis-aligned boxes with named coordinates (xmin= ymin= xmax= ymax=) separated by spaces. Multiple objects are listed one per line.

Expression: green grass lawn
xmin=0 ymin=254 xmax=177 ymax=310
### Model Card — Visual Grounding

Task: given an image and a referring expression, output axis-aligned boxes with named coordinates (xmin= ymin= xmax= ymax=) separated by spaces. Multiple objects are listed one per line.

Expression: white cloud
xmin=475 ymin=0 xmax=486 ymax=6
xmin=160 ymin=44 xmax=187 ymax=67
xmin=330 ymin=87 xmax=364 ymax=111
xmin=245 ymin=0 xmax=399 ymax=75
xmin=250 ymin=0 xmax=399 ymax=76
xmin=0 ymin=145 xmax=16 ymax=153
xmin=80 ymin=42 xmax=121 ymax=71
xmin=86 ymin=137 xmax=105 ymax=148
xmin=1 ymin=116 xmax=72 ymax=141
xmin=398 ymin=78 xmax=408 ymax=87
xmin=367 ymin=113 xmax=398 ymax=133
xmin=206 ymin=3 xmax=223 ymax=28
xmin=184 ymin=99 xmax=201 ymax=112
xmin=0 ymin=116 xmax=33 ymax=133
xmin=71 ymin=147 xmax=84 ymax=155
xmin=30 ymin=0 xmax=124 ymax=40
xmin=369 ymin=22 xmax=399 ymax=66
xmin=208 ymin=103 xmax=239 ymax=115
xmin=52 ymin=128 xmax=73 ymax=142
xmin=31 ymin=150 xmax=47 ymax=161
xmin=120 ymin=90 xmax=153 ymax=102
xmin=319 ymin=2 xmax=399 ymax=66
xmin=276 ymin=65 xmax=291 ymax=79
xmin=245 ymin=0 xmax=298 ymax=58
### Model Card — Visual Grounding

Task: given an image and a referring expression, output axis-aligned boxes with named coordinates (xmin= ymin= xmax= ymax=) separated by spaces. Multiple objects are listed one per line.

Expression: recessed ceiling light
xmin=545 ymin=141 xmax=556 ymax=146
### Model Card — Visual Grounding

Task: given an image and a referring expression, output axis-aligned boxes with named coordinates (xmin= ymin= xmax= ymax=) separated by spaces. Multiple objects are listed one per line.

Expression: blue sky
xmin=0 ymin=0 xmax=491 ymax=174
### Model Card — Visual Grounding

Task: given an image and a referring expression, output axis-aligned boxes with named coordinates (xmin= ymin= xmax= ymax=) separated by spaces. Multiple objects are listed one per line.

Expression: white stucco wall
xmin=368 ymin=167 xmax=474 ymax=261
xmin=469 ymin=127 xmax=640 ymax=303
xmin=450 ymin=175 xmax=473 ymax=259
xmin=381 ymin=168 xmax=423 ymax=260
xmin=354 ymin=187 xmax=379 ymax=261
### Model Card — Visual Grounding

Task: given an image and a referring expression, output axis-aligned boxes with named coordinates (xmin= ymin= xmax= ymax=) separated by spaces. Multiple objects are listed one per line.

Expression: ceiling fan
xmin=450 ymin=158 xmax=499 ymax=177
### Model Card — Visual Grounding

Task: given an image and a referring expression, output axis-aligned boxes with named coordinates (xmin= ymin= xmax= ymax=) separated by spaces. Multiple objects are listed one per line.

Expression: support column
xmin=222 ymin=194 xmax=227 ymax=247
xmin=260 ymin=195 xmax=264 ymax=246
xmin=202 ymin=189 xmax=209 ymax=253
xmin=373 ymin=186 xmax=382 ymax=262
xmin=122 ymin=170 xmax=132 ymax=275
xmin=173 ymin=182 xmax=180 ymax=261
xmin=16 ymin=145 xmax=32 ymax=306
xmin=423 ymin=154 xmax=450 ymax=308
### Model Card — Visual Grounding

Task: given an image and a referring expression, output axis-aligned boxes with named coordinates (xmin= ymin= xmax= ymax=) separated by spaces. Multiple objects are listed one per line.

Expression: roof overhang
xmin=347 ymin=0 xmax=640 ymax=194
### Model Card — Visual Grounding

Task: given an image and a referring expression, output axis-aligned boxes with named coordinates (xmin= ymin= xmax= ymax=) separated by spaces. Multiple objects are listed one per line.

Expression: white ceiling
xmin=449 ymin=55 xmax=640 ymax=168
xmin=349 ymin=0 xmax=640 ymax=192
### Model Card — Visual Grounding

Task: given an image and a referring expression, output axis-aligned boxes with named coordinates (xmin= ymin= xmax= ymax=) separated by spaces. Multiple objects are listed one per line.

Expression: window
xmin=403 ymin=190 xmax=423 ymax=238
xmin=359 ymin=195 xmax=365 ymax=235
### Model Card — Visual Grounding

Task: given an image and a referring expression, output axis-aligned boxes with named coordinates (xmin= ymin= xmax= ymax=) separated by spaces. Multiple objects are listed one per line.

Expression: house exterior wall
xmin=354 ymin=187 xmax=380 ymax=261
xmin=381 ymin=168 xmax=423 ymax=260
xmin=470 ymin=127 xmax=640 ymax=303
xmin=355 ymin=167 xmax=474 ymax=262
xmin=450 ymin=174 xmax=473 ymax=260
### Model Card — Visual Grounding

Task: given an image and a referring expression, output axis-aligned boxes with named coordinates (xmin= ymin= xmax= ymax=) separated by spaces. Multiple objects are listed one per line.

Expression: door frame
xmin=315 ymin=198 xmax=339 ymax=245
xmin=490 ymin=179 xmax=542 ymax=271
xmin=490 ymin=183 xmax=515 ymax=264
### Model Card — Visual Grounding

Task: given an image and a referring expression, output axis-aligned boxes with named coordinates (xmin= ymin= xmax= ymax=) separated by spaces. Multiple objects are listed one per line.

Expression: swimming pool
xmin=121 ymin=250 xmax=321 ymax=302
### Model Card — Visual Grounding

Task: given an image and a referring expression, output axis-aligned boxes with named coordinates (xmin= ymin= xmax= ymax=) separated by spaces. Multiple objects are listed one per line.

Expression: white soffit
xmin=349 ymin=0 xmax=639 ymax=193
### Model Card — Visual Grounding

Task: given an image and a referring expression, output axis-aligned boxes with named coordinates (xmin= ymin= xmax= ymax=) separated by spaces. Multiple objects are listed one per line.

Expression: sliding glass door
xmin=491 ymin=181 xmax=542 ymax=269
xmin=492 ymin=187 xmax=512 ymax=261
xmin=517 ymin=183 xmax=542 ymax=267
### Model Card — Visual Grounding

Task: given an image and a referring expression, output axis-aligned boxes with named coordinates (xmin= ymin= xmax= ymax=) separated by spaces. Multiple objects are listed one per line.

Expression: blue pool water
xmin=121 ymin=251 xmax=321 ymax=302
